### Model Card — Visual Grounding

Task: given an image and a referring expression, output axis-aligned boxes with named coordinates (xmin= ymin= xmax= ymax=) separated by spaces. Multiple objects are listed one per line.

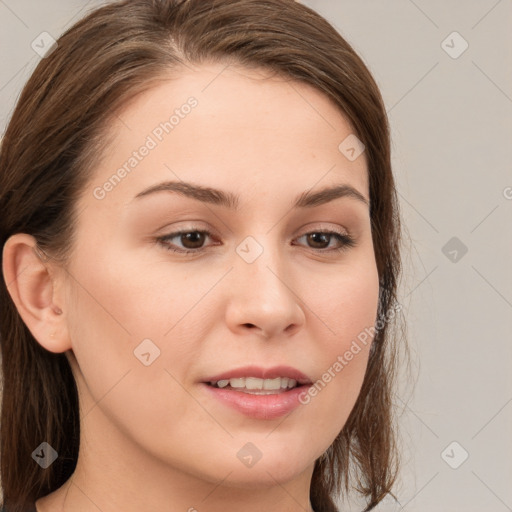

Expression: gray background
xmin=1 ymin=1 xmax=511 ymax=510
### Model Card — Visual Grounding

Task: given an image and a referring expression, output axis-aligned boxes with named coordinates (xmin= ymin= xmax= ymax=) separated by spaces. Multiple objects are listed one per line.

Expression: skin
xmin=3 ymin=62 xmax=380 ymax=512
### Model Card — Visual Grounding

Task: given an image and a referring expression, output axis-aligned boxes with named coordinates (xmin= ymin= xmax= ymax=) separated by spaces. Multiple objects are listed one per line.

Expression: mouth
xmin=202 ymin=378 xmax=313 ymax=420
xmin=201 ymin=366 xmax=314 ymax=419
xmin=202 ymin=365 xmax=313 ymax=392
xmin=206 ymin=376 xmax=309 ymax=395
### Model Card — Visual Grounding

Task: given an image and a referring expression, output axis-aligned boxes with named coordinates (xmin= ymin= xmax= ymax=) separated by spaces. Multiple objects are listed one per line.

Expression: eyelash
xmin=155 ymin=228 xmax=357 ymax=255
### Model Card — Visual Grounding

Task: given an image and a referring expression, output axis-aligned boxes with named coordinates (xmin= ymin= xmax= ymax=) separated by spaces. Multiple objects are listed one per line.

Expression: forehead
xmin=81 ymin=62 xmax=369 ymax=211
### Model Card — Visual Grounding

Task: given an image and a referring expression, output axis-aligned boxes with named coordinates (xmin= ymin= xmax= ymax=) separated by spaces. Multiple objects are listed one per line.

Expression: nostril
xmin=241 ymin=323 xmax=271 ymax=339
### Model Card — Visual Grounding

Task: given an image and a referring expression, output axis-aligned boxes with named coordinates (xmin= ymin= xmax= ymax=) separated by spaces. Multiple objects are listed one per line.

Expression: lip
xmin=201 ymin=382 xmax=312 ymax=420
xmin=201 ymin=365 xmax=314 ymax=420
xmin=202 ymin=365 xmax=313 ymax=385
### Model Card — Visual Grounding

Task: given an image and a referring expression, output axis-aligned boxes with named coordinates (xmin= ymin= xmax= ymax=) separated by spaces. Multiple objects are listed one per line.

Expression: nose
xmin=224 ymin=244 xmax=306 ymax=339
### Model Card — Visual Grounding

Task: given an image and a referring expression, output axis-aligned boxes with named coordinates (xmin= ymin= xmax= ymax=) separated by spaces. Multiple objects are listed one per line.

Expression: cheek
xmin=63 ymin=257 xmax=212 ymax=464
xmin=62 ymin=249 xmax=173 ymax=405
xmin=68 ymin=244 xmax=217 ymax=342
xmin=307 ymin=253 xmax=380 ymax=348
xmin=299 ymin=258 xmax=380 ymax=433
xmin=63 ymin=245 xmax=216 ymax=421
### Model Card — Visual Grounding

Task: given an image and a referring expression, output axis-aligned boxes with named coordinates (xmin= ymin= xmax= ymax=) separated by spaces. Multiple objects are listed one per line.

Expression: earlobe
xmin=2 ymin=233 xmax=71 ymax=353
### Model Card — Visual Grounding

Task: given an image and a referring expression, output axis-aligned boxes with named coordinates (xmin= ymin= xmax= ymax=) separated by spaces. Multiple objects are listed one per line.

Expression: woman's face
xmin=61 ymin=62 xmax=379 ymax=488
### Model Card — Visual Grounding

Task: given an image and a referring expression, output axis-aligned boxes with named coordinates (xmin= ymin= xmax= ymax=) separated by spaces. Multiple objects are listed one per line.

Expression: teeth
xmin=264 ymin=377 xmax=283 ymax=390
xmin=210 ymin=377 xmax=298 ymax=390
xmin=230 ymin=377 xmax=245 ymax=388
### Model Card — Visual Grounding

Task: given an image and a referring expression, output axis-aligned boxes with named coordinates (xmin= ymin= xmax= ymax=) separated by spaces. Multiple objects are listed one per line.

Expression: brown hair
xmin=0 ymin=1 xmax=405 ymax=510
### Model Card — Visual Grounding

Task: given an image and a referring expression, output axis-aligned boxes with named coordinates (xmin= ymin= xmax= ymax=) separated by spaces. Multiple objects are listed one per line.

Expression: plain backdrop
xmin=0 ymin=1 xmax=511 ymax=511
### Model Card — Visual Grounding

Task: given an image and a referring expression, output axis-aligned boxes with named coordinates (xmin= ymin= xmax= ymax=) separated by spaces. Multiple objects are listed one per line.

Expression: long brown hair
xmin=0 ymin=1 xmax=405 ymax=510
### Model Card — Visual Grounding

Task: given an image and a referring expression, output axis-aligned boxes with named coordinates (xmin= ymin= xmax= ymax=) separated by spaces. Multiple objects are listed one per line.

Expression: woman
xmin=0 ymin=1 xmax=404 ymax=511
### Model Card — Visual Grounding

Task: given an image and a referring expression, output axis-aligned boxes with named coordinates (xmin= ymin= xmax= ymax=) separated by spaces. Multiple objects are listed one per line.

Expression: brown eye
xmin=180 ymin=231 xmax=206 ymax=249
xmin=156 ymin=229 xmax=215 ymax=254
xmin=295 ymin=230 xmax=356 ymax=252
xmin=306 ymin=232 xmax=331 ymax=249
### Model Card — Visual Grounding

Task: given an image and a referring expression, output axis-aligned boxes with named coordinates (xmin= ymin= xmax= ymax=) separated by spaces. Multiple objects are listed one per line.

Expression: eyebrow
xmin=133 ymin=180 xmax=369 ymax=209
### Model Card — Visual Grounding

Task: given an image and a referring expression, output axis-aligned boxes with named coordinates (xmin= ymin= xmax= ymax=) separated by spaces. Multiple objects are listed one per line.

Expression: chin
xmin=215 ymin=451 xmax=315 ymax=489
xmin=218 ymin=468 xmax=307 ymax=490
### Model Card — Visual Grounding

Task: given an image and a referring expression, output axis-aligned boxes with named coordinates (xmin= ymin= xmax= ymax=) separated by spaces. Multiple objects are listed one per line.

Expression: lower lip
xmin=202 ymin=383 xmax=311 ymax=420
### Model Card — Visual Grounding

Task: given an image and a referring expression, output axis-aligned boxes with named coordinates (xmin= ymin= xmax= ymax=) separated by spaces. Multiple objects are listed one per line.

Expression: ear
xmin=2 ymin=233 xmax=71 ymax=353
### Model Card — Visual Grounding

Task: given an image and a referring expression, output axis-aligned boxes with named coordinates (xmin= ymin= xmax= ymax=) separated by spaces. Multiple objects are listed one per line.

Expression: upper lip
xmin=203 ymin=365 xmax=313 ymax=385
